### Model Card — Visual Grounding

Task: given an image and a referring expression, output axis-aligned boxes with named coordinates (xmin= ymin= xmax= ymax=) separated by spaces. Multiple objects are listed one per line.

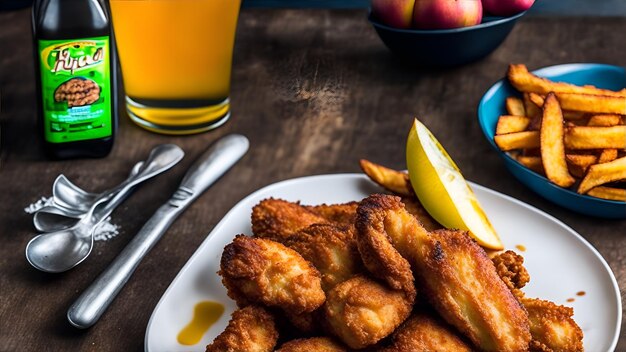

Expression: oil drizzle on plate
xmin=177 ymin=301 xmax=224 ymax=346
xmin=515 ymin=244 xmax=526 ymax=252
xmin=576 ymin=291 xmax=586 ymax=296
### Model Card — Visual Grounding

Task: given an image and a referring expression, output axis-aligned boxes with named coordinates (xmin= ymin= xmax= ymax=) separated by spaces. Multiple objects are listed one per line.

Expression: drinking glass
xmin=110 ymin=0 xmax=241 ymax=134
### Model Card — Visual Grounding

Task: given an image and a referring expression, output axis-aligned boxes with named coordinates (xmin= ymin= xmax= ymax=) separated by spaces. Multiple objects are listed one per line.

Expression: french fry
xmin=566 ymin=154 xmax=597 ymax=178
xmin=496 ymin=115 xmax=531 ymax=135
xmin=528 ymin=92 xmax=587 ymax=120
xmin=523 ymin=93 xmax=541 ymax=119
xmin=564 ymin=126 xmax=626 ymax=149
xmin=540 ymin=93 xmax=575 ymax=187
xmin=505 ymin=96 xmax=525 ymax=116
xmin=555 ymin=92 xmax=626 ymax=115
xmin=587 ymin=114 xmax=622 ymax=127
xmin=523 ymin=93 xmax=542 ymax=130
xmin=508 ymin=64 xmax=626 ymax=98
xmin=578 ymin=157 xmax=626 ymax=194
xmin=359 ymin=159 xmax=413 ymax=196
xmin=598 ymin=149 xmax=618 ymax=163
xmin=563 ymin=111 xmax=587 ymax=120
xmin=516 ymin=156 xmax=544 ymax=174
xmin=587 ymin=186 xmax=626 ymax=202
xmin=494 ymin=131 xmax=540 ymax=151
xmin=528 ymin=92 xmax=544 ymax=107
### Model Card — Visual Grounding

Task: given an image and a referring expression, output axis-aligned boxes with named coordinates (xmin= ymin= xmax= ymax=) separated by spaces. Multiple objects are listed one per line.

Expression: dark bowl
xmin=369 ymin=11 xmax=526 ymax=66
xmin=478 ymin=63 xmax=626 ymax=219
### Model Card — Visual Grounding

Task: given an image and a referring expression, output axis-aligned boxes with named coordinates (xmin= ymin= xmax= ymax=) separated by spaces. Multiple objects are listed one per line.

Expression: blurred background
xmin=242 ymin=0 xmax=626 ymax=16
xmin=2 ymin=0 xmax=626 ymax=15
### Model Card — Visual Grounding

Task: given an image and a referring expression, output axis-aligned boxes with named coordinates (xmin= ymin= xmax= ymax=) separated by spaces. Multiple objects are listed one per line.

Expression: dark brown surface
xmin=0 ymin=8 xmax=624 ymax=351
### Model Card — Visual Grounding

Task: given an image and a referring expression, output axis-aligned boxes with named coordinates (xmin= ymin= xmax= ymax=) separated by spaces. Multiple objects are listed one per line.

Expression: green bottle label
xmin=38 ymin=36 xmax=112 ymax=143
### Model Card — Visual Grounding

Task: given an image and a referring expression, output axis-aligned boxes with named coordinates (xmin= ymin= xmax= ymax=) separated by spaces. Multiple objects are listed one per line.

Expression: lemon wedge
xmin=406 ymin=118 xmax=503 ymax=250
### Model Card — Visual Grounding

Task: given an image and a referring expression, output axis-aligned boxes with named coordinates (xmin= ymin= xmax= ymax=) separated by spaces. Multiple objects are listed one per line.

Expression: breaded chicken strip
xmin=524 ymin=298 xmax=584 ymax=352
xmin=284 ymin=224 xmax=363 ymax=291
xmin=492 ymin=250 xmax=530 ymax=299
xmin=305 ymin=202 xmax=359 ymax=227
xmin=399 ymin=196 xmax=442 ymax=232
xmin=382 ymin=312 xmax=472 ymax=352
xmin=206 ymin=306 xmax=278 ymax=352
xmin=324 ymin=275 xmax=414 ymax=349
xmin=220 ymin=235 xmax=325 ymax=314
xmin=356 ymin=194 xmax=530 ymax=352
xmin=491 ymin=252 xmax=583 ymax=351
xmin=251 ymin=198 xmax=328 ymax=242
xmin=275 ymin=337 xmax=348 ymax=352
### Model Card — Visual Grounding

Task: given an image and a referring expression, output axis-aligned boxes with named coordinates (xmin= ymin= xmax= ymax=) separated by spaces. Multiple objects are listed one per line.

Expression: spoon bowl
xmin=26 ymin=228 xmax=93 ymax=273
xmin=34 ymin=162 xmax=145 ymax=232
xmin=53 ymin=175 xmax=98 ymax=212
xmin=25 ymin=144 xmax=184 ymax=273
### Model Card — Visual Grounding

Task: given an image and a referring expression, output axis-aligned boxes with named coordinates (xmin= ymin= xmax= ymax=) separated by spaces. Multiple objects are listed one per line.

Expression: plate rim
xmin=145 ymin=173 xmax=622 ymax=352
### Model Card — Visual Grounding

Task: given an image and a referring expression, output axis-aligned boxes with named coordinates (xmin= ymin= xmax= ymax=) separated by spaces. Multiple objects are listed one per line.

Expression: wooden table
xmin=0 ymin=8 xmax=624 ymax=351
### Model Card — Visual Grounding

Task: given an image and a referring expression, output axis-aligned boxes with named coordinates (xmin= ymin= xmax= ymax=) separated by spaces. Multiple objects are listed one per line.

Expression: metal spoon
xmin=33 ymin=162 xmax=144 ymax=232
xmin=25 ymin=144 xmax=184 ymax=273
xmin=52 ymin=175 xmax=99 ymax=213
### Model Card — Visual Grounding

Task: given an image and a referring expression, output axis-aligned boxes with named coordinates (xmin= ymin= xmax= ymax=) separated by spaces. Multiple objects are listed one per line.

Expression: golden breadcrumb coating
xmin=492 ymin=250 xmax=530 ymax=299
xmin=285 ymin=224 xmax=364 ymax=291
xmin=205 ymin=306 xmax=278 ymax=352
xmin=355 ymin=194 xmax=530 ymax=352
xmin=219 ymin=235 xmax=325 ymax=314
xmin=275 ymin=337 xmax=348 ymax=352
xmin=323 ymin=275 xmax=414 ymax=349
xmin=251 ymin=198 xmax=328 ymax=242
xmin=524 ymin=298 xmax=584 ymax=352
xmin=399 ymin=196 xmax=442 ymax=232
xmin=381 ymin=312 xmax=472 ymax=352
xmin=305 ymin=202 xmax=359 ymax=227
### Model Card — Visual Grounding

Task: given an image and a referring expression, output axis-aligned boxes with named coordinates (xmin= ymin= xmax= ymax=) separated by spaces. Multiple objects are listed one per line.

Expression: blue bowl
xmin=369 ymin=11 xmax=525 ymax=66
xmin=478 ymin=63 xmax=626 ymax=219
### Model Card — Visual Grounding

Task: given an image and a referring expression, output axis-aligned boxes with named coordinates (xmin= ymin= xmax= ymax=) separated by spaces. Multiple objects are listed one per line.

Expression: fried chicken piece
xmin=305 ymin=202 xmax=359 ymax=227
xmin=400 ymin=196 xmax=443 ymax=232
xmin=381 ymin=312 xmax=472 ymax=352
xmin=523 ymin=298 xmax=584 ymax=352
xmin=492 ymin=251 xmax=584 ymax=351
xmin=355 ymin=214 xmax=416 ymax=295
xmin=206 ymin=306 xmax=278 ymax=352
xmin=275 ymin=337 xmax=348 ymax=352
xmin=356 ymin=194 xmax=531 ymax=352
xmin=492 ymin=250 xmax=530 ymax=299
xmin=324 ymin=275 xmax=414 ymax=349
xmin=284 ymin=224 xmax=363 ymax=291
xmin=251 ymin=198 xmax=328 ymax=242
xmin=220 ymin=235 xmax=325 ymax=314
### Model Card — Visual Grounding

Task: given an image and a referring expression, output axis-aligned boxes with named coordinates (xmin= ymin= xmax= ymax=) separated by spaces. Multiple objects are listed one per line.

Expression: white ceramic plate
xmin=145 ymin=174 xmax=621 ymax=352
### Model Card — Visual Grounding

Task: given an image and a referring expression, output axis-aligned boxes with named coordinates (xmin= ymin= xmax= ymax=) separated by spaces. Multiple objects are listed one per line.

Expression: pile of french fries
xmin=494 ymin=64 xmax=626 ymax=202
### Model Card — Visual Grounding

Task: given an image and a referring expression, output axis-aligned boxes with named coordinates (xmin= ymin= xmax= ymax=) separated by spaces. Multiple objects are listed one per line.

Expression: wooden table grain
xmin=0 ymin=8 xmax=624 ymax=351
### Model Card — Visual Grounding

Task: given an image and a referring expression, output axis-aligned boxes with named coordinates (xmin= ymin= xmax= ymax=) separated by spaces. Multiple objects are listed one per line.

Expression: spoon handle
xmin=67 ymin=134 xmax=249 ymax=329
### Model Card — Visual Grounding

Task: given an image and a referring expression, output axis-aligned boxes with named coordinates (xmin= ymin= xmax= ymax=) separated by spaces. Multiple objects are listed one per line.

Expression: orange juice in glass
xmin=109 ymin=0 xmax=241 ymax=134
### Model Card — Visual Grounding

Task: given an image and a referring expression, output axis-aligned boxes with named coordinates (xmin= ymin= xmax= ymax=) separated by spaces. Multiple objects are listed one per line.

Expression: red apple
xmin=371 ymin=0 xmax=416 ymax=29
xmin=482 ymin=0 xmax=534 ymax=16
xmin=413 ymin=0 xmax=482 ymax=30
